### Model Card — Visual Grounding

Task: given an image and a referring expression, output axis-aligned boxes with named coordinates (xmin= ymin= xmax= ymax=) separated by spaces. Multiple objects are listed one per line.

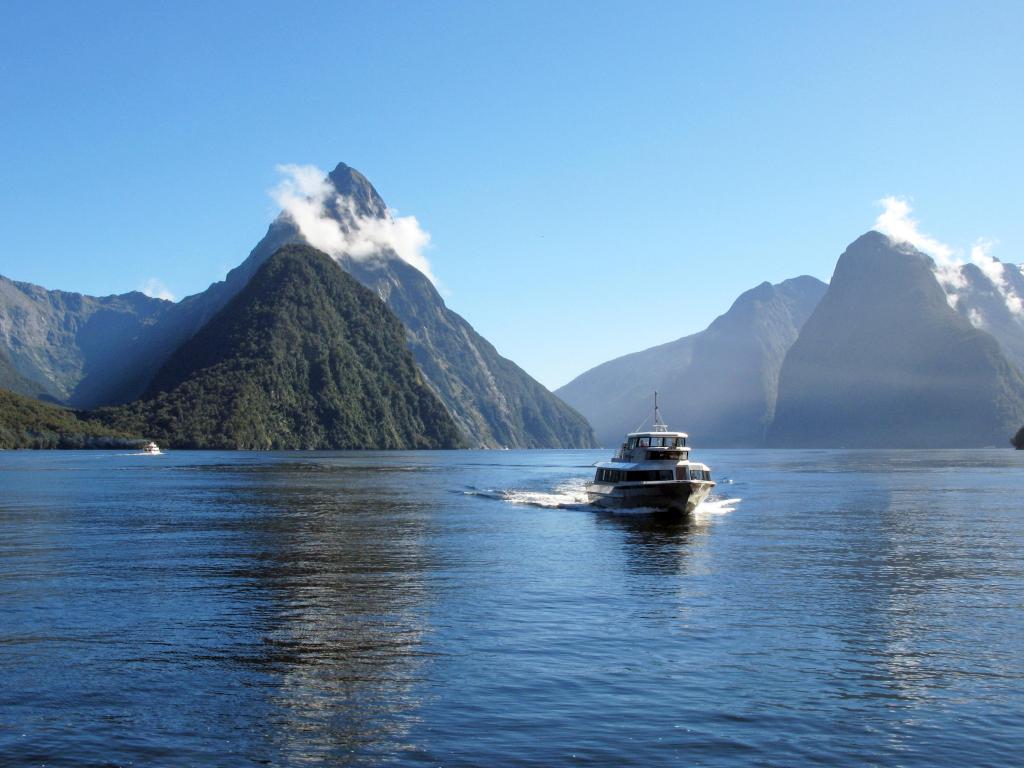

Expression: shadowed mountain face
xmin=95 ymin=245 xmax=462 ymax=450
xmin=769 ymin=232 xmax=1024 ymax=447
xmin=0 ymin=276 xmax=171 ymax=403
xmin=557 ymin=276 xmax=827 ymax=447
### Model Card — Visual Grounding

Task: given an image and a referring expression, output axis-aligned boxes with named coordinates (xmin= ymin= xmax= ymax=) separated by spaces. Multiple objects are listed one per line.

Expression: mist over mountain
xmin=557 ymin=276 xmax=826 ymax=447
xmin=95 ymin=245 xmax=462 ymax=449
xmin=949 ymin=258 xmax=1024 ymax=372
xmin=769 ymin=232 xmax=1024 ymax=447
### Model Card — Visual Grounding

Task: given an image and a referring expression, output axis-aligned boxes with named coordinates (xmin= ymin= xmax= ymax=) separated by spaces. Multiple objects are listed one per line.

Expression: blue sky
xmin=2 ymin=1 xmax=1022 ymax=388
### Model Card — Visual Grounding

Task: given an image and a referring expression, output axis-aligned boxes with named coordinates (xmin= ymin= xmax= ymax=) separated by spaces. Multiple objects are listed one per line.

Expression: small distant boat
xmin=142 ymin=441 xmax=162 ymax=455
xmin=585 ymin=393 xmax=715 ymax=514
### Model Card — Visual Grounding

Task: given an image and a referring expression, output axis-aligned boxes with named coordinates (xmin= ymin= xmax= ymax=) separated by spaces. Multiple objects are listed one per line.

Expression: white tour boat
xmin=586 ymin=394 xmax=715 ymax=514
xmin=142 ymin=441 xmax=162 ymax=454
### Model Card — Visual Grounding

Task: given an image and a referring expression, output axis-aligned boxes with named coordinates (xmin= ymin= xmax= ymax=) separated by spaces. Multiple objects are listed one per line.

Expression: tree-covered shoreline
xmin=0 ymin=388 xmax=143 ymax=449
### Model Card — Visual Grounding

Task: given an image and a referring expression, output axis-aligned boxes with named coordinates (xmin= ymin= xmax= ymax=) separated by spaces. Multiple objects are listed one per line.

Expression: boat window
xmin=647 ymin=450 xmax=680 ymax=461
xmin=649 ymin=437 xmax=663 ymax=447
xmin=627 ymin=438 xmax=637 ymax=449
xmin=659 ymin=470 xmax=673 ymax=480
xmin=637 ymin=437 xmax=650 ymax=447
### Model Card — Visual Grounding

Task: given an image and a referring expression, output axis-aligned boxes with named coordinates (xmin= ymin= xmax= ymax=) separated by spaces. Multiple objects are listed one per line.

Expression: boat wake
xmin=466 ymin=479 xmax=741 ymax=517
xmin=465 ymin=478 xmax=592 ymax=509
xmin=694 ymin=496 xmax=741 ymax=518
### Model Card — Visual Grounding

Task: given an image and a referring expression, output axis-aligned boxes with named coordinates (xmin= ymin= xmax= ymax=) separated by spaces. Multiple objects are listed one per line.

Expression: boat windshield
xmin=630 ymin=436 xmax=687 ymax=448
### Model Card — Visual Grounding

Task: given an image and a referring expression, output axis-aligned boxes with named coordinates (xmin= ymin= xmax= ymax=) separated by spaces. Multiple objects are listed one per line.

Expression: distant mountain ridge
xmin=557 ymin=275 xmax=827 ymax=447
xmin=559 ymin=230 xmax=1024 ymax=448
xmin=95 ymin=245 xmax=462 ymax=449
xmin=0 ymin=275 xmax=170 ymax=403
xmin=769 ymin=232 xmax=1024 ymax=447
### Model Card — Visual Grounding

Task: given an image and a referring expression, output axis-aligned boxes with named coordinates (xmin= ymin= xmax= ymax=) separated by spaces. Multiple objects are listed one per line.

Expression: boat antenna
xmin=653 ymin=391 xmax=667 ymax=432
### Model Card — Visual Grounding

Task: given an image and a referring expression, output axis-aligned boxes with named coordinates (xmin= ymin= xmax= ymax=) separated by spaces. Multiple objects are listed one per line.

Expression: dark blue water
xmin=1 ymin=449 xmax=1022 ymax=766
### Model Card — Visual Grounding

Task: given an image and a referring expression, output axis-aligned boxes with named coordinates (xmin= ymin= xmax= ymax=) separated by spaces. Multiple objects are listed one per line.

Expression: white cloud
xmin=970 ymin=240 xmax=1023 ymax=316
xmin=874 ymin=197 xmax=1023 ymax=317
xmin=139 ymin=278 xmax=175 ymax=301
xmin=271 ymin=164 xmax=439 ymax=286
xmin=874 ymin=196 xmax=954 ymax=263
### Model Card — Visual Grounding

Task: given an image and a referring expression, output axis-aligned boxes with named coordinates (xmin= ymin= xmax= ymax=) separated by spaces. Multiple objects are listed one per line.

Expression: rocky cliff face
xmin=0 ymin=345 xmax=48 ymax=399
xmin=557 ymin=276 xmax=826 ymax=447
xmin=769 ymin=232 xmax=1024 ymax=447
xmin=0 ymin=276 xmax=170 ymax=403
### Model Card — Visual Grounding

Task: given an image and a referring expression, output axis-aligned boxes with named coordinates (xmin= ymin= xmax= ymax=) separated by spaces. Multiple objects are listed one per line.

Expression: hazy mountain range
xmin=560 ymin=231 xmax=1024 ymax=448
xmin=557 ymin=276 xmax=827 ymax=447
xmin=769 ymin=232 xmax=1024 ymax=447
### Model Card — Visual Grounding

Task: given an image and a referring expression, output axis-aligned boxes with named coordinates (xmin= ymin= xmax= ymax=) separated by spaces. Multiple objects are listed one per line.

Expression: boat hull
xmin=585 ymin=480 xmax=714 ymax=514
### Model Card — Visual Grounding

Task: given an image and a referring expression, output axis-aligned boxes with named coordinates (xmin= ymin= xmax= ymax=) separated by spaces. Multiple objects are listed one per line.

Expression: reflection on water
xmin=210 ymin=464 xmax=435 ymax=764
xmin=0 ymin=449 xmax=1022 ymax=766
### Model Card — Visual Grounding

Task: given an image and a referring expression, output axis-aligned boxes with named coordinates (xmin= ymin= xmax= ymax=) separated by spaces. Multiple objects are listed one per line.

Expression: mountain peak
xmin=327 ymin=162 xmax=387 ymax=219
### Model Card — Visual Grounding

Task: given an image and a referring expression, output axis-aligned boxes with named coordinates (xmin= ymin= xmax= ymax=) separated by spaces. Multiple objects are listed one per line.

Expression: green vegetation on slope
xmin=0 ymin=387 xmax=141 ymax=449
xmin=94 ymin=244 xmax=464 ymax=450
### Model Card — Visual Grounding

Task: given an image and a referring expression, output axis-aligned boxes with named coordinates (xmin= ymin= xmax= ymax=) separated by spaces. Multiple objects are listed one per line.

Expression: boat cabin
xmin=614 ymin=430 xmax=689 ymax=463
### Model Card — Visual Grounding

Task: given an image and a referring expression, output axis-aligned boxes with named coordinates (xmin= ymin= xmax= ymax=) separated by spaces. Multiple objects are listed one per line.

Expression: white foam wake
xmin=465 ymin=478 xmax=590 ymax=509
xmin=501 ymin=477 xmax=592 ymax=508
xmin=693 ymin=496 xmax=741 ymax=518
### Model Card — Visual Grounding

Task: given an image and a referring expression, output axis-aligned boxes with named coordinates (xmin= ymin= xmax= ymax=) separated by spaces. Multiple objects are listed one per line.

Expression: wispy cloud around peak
xmin=874 ymin=196 xmax=954 ymax=263
xmin=271 ymin=164 xmax=438 ymax=286
xmin=874 ymin=196 xmax=1022 ymax=317
xmin=139 ymin=278 xmax=175 ymax=301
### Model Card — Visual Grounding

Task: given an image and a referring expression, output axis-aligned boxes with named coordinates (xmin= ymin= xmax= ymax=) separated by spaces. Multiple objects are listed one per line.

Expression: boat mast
xmin=653 ymin=391 xmax=667 ymax=432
